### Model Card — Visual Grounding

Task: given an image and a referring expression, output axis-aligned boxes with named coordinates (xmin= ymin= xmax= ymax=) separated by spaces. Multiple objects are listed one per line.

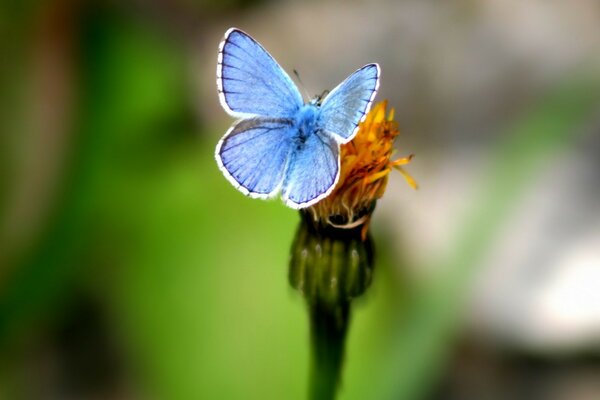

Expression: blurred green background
xmin=1 ymin=1 xmax=600 ymax=399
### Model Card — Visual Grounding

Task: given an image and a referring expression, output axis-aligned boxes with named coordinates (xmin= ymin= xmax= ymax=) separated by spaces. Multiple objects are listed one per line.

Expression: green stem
xmin=309 ymin=301 xmax=350 ymax=400
xmin=290 ymin=213 xmax=375 ymax=400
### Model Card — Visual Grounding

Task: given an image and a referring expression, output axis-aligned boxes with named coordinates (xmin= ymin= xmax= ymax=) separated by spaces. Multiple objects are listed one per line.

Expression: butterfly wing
xmin=319 ymin=63 xmax=380 ymax=143
xmin=216 ymin=118 xmax=295 ymax=197
xmin=217 ymin=28 xmax=304 ymax=118
xmin=282 ymin=132 xmax=339 ymax=209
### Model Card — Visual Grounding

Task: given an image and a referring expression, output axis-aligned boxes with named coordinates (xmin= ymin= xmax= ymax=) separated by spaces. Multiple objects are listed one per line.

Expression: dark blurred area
xmin=1 ymin=0 xmax=599 ymax=399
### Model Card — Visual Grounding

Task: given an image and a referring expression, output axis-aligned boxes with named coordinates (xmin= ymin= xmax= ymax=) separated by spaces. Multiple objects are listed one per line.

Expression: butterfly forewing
xmin=319 ymin=64 xmax=380 ymax=143
xmin=217 ymin=28 xmax=304 ymax=118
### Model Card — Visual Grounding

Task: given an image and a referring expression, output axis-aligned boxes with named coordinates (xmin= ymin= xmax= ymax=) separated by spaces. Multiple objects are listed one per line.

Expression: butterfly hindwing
xmin=319 ymin=64 xmax=380 ymax=143
xmin=282 ymin=132 xmax=339 ymax=208
xmin=216 ymin=118 xmax=295 ymax=197
xmin=217 ymin=28 xmax=304 ymax=118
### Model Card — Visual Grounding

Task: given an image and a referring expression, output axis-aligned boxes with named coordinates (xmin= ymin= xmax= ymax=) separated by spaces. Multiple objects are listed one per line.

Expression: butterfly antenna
xmin=293 ymin=69 xmax=312 ymax=101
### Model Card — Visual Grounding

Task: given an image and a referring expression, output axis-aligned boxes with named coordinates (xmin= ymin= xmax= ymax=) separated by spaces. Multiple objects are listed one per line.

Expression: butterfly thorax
xmin=295 ymin=104 xmax=320 ymax=144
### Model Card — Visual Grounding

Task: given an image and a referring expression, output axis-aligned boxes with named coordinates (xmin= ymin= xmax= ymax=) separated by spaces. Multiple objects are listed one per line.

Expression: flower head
xmin=306 ymin=100 xmax=416 ymax=237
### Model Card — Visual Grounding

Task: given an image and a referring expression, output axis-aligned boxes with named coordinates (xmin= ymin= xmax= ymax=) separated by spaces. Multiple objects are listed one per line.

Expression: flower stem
xmin=308 ymin=300 xmax=350 ymax=400
xmin=289 ymin=212 xmax=374 ymax=400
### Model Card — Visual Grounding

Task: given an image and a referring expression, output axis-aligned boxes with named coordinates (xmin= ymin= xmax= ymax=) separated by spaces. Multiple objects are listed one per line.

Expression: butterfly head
xmin=310 ymin=90 xmax=330 ymax=106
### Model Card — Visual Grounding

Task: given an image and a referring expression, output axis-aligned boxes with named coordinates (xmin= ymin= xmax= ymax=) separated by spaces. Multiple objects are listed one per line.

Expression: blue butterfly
xmin=215 ymin=27 xmax=380 ymax=209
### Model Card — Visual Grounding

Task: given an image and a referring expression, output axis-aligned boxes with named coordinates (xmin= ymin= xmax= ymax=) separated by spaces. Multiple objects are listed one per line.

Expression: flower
xmin=290 ymin=100 xmax=415 ymax=396
xmin=306 ymin=100 xmax=416 ymax=238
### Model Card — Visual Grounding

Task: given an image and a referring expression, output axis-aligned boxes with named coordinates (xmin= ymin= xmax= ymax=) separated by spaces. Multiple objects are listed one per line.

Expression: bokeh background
xmin=1 ymin=0 xmax=600 ymax=399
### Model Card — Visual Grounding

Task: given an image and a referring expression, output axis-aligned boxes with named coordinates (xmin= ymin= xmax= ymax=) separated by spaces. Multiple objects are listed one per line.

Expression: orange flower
xmin=306 ymin=100 xmax=416 ymax=238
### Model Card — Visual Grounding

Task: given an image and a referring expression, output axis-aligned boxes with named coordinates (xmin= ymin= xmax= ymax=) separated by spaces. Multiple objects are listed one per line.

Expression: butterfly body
xmin=295 ymin=104 xmax=319 ymax=143
xmin=215 ymin=28 xmax=380 ymax=209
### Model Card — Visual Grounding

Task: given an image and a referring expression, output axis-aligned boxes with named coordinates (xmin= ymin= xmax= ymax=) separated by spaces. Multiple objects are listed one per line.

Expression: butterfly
xmin=215 ymin=27 xmax=380 ymax=209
